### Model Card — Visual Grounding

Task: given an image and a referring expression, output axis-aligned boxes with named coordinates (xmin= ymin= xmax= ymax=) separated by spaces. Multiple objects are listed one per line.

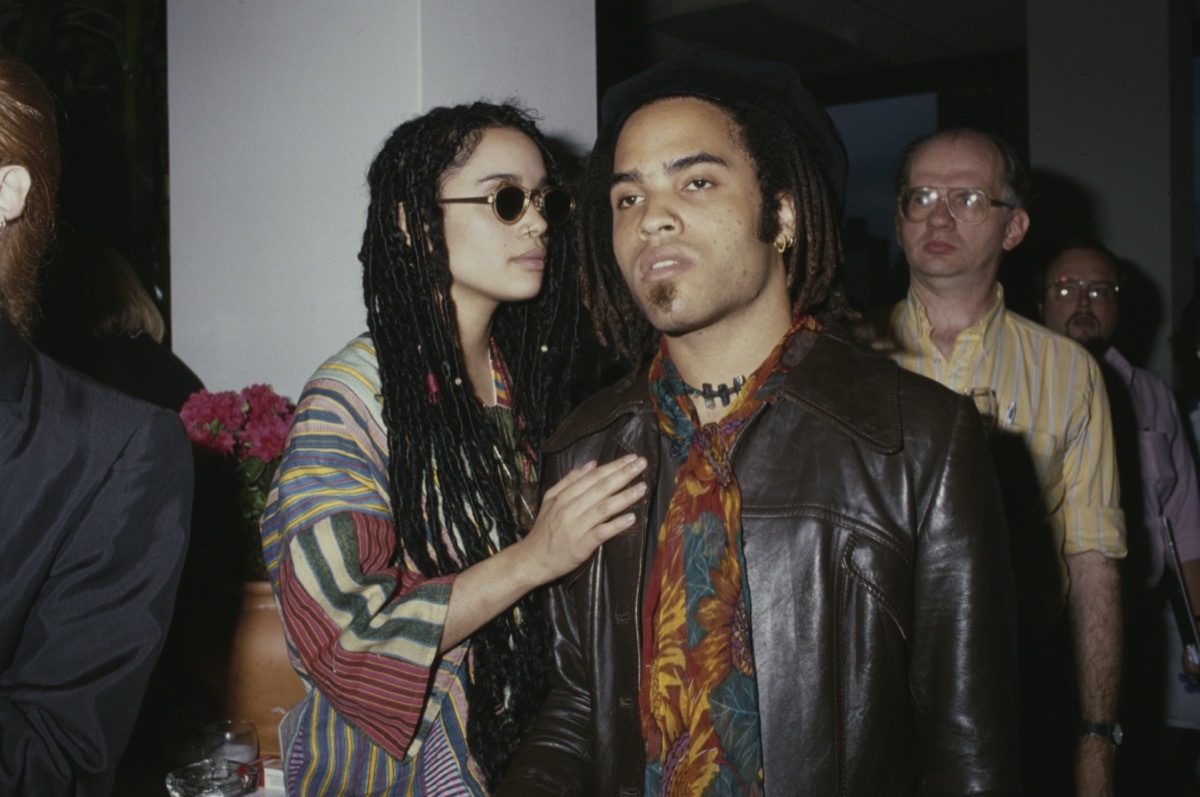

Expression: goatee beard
xmin=648 ymin=282 xmax=676 ymax=313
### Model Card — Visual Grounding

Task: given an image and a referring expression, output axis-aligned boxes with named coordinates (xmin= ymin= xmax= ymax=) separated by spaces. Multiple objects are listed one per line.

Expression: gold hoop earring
xmin=775 ymin=235 xmax=793 ymax=254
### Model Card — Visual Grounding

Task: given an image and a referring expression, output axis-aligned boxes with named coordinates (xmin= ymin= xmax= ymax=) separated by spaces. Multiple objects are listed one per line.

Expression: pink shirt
xmin=1104 ymin=346 xmax=1200 ymax=588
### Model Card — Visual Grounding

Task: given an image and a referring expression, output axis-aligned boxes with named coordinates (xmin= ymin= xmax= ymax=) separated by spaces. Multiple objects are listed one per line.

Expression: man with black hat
xmin=499 ymin=48 xmax=1020 ymax=796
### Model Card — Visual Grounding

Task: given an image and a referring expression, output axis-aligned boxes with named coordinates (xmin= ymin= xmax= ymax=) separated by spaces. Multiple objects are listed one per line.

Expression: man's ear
xmin=0 ymin=164 xmax=31 ymax=224
xmin=1002 ymin=207 xmax=1030 ymax=252
xmin=396 ymin=201 xmax=412 ymax=247
xmin=775 ymin=191 xmax=797 ymax=248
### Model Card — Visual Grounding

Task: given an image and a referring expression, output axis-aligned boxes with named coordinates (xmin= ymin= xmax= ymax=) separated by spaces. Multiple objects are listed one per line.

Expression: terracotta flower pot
xmin=221 ymin=580 xmax=307 ymax=756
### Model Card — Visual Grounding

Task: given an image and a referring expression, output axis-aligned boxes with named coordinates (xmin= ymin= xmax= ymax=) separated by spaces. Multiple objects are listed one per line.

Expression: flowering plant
xmin=180 ymin=384 xmax=296 ymax=580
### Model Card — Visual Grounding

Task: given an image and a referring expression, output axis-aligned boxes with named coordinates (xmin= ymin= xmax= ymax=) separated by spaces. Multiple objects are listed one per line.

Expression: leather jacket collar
xmin=546 ymin=325 xmax=902 ymax=456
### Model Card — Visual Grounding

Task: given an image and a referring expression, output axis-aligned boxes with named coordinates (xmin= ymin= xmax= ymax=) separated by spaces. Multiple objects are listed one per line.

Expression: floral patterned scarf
xmin=641 ymin=315 xmax=820 ymax=796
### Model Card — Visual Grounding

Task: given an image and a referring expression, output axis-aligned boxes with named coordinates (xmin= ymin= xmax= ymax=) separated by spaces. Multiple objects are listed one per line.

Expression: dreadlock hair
xmin=358 ymin=101 xmax=580 ymax=785
xmin=579 ymin=96 xmax=852 ymax=366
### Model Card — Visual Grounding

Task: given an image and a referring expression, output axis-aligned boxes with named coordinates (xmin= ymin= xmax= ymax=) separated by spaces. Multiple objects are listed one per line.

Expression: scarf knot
xmin=695 ymin=424 xmax=733 ymax=488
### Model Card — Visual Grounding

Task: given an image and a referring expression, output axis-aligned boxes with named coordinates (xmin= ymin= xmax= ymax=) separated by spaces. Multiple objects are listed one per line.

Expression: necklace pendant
xmin=687 ymin=375 xmax=747 ymax=409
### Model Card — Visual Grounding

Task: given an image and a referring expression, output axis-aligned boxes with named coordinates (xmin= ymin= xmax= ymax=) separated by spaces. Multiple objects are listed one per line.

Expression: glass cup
xmin=165 ymin=758 xmax=257 ymax=797
xmin=200 ymin=720 xmax=259 ymax=764
xmin=965 ymin=387 xmax=998 ymax=436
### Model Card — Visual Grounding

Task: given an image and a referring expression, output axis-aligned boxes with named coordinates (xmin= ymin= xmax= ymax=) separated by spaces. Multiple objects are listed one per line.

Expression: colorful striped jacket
xmin=262 ymin=336 xmax=491 ymax=795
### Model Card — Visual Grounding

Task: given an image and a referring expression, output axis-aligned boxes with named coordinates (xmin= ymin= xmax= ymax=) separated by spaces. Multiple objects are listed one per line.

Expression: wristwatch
xmin=1079 ymin=721 xmax=1123 ymax=746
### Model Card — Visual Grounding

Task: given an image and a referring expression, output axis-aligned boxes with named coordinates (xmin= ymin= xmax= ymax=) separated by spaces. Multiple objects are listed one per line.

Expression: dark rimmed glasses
xmin=438 ymin=182 xmax=574 ymax=226
xmin=1045 ymin=277 xmax=1120 ymax=303
xmin=899 ymin=186 xmax=1015 ymax=226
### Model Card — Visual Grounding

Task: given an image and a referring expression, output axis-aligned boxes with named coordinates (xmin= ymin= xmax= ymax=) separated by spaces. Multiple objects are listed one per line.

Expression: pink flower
xmin=180 ymin=383 xmax=296 ymax=582
xmin=242 ymin=384 xmax=294 ymax=423
xmin=240 ymin=412 xmax=292 ymax=462
xmin=180 ymin=389 xmax=245 ymax=455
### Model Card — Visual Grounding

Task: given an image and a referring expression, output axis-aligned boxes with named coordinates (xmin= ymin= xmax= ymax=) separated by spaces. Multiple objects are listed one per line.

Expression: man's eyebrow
xmin=668 ymin=152 xmax=727 ymax=173
xmin=610 ymin=152 xmax=728 ymax=187
xmin=611 ymin=168 xmax=642 ymax=188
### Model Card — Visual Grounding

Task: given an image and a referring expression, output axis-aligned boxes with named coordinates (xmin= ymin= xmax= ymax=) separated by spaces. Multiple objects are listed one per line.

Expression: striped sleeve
xmin=1059 ymin=353 xmax=1126 ymax=558
xmin=261 ymin=338 xmax=459 ymax=762
xmin=278 ymin=512 xmax=453 ymax=761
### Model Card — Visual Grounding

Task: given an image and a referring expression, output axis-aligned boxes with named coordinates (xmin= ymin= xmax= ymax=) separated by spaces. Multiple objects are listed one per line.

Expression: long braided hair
xmin=579 ymin=98 xmax=853 ymax=365
xmin=359 ymin=102 xmax=579 ymax=784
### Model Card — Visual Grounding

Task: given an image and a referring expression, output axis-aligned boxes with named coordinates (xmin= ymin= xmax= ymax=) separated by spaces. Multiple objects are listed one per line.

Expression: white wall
xmin=169 ymin=0 xmax=596 ymax=400
xmin=423 ymin=1 xmax=597 ymax=153
xmin=1027 ymin=0 xmax=1192 ymax=378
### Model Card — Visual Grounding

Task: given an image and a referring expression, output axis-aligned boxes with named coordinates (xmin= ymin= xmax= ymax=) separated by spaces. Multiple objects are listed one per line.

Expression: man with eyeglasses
xmin=1040 ymin=239 xmax=1200 ymax=791
xmin=861 ymin=130 xmax=1126 ymax=797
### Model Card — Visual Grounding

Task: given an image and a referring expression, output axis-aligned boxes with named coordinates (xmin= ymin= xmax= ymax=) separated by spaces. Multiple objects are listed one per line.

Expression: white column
xmin=1027 ymin=0 xmax=1192 ymax=378
xmin=168 ymin=0 xmax=596 ymax=398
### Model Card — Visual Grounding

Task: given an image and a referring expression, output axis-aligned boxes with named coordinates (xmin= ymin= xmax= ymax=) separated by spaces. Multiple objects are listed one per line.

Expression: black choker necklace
xmin=682 ymin=376 xmax=746 ymax=409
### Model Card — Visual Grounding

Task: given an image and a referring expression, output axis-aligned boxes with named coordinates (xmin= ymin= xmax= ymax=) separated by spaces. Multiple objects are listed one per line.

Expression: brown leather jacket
xmin=499 ymin=328 xmax=1020 ymax=796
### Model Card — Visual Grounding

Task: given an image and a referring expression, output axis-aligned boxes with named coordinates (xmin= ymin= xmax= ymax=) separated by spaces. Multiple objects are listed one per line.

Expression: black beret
xmin=597 ymin=44 xmax=848 ymax=209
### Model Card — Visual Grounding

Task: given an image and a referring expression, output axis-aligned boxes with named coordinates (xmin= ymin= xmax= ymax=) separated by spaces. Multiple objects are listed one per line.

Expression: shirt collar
xmin=0 ymin=313 xmax=31 ymax=403
xmin=1102 ymin=344 xmax=1134 ymax=384
xmin=901 ymin=282 xmax=1007 ymax=355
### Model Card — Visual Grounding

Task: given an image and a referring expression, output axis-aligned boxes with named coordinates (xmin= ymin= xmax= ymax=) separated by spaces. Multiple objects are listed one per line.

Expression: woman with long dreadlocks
xmin=260 ymin=102 xmax=648 ymax=795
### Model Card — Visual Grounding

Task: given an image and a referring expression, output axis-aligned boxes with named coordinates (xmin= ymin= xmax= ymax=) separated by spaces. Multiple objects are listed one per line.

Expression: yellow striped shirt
xmin=860 ymin=285 xmax=1125 ymax=629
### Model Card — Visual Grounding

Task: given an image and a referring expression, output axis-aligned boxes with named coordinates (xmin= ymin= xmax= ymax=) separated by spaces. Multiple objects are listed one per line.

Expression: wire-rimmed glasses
xmin=898 ymin=187 xmax=1015 ymax=226
xmin=1045 ymin=277 xmax=1120 ymax=304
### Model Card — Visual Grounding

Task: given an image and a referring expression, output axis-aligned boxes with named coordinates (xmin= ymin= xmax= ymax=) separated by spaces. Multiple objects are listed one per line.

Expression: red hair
xmin=0 ymin=55 xmax=60 ymax=339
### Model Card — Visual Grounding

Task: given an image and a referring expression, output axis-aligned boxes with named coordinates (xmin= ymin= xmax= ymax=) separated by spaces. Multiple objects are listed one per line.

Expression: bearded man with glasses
xmin=1040 ymin=239 xmax=1200 ymax=792
xmin=860 ymin=129 xmax=1126 ymax=797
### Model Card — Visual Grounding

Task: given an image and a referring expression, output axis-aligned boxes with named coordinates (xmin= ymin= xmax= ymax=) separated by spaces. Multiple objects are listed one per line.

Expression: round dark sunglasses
xmin=438 ymin=182 xmax=574 ymax=226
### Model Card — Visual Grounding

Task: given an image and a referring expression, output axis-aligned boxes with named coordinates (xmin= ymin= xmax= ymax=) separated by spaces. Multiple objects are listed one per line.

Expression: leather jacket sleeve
xmin=912 ymin=394 xmax=1021 ymax=795
xmin=498 ymin=452 xmax=594 ymax=796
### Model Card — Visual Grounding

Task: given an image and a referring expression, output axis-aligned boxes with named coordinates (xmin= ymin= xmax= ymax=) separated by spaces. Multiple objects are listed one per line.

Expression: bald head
xmin=895 ymin=129 xmax=1029 ymax=210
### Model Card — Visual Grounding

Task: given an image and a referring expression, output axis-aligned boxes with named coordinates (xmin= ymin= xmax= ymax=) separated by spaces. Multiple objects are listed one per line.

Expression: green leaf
xmin=239 ymin=455 xmax=267 ymax=482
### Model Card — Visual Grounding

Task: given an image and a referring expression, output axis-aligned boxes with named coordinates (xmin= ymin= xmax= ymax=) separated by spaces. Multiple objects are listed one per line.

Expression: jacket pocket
xmin=842 ymin=530 xmax=912 ymax=640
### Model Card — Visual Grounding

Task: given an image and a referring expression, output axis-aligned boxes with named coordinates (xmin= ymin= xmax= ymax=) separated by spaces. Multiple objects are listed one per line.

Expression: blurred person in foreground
xmin=0 ymin=54 xmax=193 ymax=796
xmin=500 ymin=48 xmax=1019 ymax=796
xmin=1040 ymin=239 xmax=1200 ymax=794
xmin=259 ymin=102 xmax=646 ymax=794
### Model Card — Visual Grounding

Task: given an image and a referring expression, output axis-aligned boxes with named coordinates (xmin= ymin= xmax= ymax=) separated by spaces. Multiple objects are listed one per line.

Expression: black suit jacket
xmin=0 ymin=315 xmax=193 ymax=796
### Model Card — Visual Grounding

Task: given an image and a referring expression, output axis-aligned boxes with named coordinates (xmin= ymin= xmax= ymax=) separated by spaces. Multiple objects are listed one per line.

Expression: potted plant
xmin=180 ymin=384 xmax=294 ymax=580
xmin=180 ymin=384 xmax=304 ymax=756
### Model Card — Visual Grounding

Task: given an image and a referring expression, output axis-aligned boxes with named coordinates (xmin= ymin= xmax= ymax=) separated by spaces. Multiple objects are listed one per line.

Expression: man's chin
xmin=642 ymin=306 xmax=709 ymax=338
xmin=1056 ymin=320 xmax=1110 ymax=356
